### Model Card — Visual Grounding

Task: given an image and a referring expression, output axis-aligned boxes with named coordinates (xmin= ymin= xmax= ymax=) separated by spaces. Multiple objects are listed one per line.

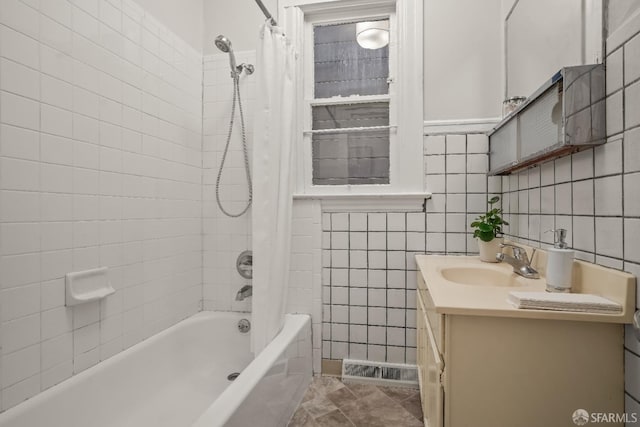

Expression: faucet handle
xmin=500 ymin=243 xmax=530 ymax=263
xmin=500 ymin=243 xmax=524 ymax=256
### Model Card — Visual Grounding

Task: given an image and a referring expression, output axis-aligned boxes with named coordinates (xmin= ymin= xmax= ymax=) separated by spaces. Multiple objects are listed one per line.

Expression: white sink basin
xmin=439 ymin=266 xmax=522 ymax=287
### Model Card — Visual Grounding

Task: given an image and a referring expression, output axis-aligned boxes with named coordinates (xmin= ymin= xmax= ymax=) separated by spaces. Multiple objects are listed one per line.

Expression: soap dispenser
xmin=545 ymin=229 xmax=574 ymax=293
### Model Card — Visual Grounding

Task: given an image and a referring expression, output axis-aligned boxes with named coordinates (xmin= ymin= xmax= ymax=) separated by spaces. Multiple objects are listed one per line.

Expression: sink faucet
xmin=236 ymin=284 xmax=253 ymax=301
xmin=496 ymin=243 xmax=540 ymax=279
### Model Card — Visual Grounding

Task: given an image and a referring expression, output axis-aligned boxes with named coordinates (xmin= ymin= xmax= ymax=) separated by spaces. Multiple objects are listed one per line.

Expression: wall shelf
xmin=488 ymin=64 xmax=606 ymax=175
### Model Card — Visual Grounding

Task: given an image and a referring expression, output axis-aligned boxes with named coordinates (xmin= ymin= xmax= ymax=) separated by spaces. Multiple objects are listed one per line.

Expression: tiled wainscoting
xmin=320 ymin=132 xmax=500 ymax=364
xmin=501 ymin=17 xmax=640 ymax=417
xmin=0 ymin=0 xmax=202 ymax=411
xmin=321 ymin=211 xmax=424 ymax=364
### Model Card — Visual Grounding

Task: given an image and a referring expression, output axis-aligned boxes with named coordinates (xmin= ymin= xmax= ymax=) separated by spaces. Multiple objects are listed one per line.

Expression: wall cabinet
xmin=488 ymin=64 xmax=606 ymax=175
xmin=416 ymin=273 xmax=625 ymax=427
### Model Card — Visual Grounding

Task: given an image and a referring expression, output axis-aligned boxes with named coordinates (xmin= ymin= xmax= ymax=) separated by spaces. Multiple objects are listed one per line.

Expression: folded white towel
xmin=508 ymin=291 xmax=622 ymax=314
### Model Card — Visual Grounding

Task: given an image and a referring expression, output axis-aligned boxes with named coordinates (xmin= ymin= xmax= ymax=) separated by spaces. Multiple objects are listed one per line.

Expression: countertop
xmin=415 ymin=254 xmax=636 ymax=323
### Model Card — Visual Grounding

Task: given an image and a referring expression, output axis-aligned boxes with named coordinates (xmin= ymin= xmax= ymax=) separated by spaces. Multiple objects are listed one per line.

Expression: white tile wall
xmin=502 ymin=14 xmax=640 ymax=414
xmin=201 ymin=52 xmax=256 ymax=313
xmin=0 ymin=0 xmax=202 ymax=411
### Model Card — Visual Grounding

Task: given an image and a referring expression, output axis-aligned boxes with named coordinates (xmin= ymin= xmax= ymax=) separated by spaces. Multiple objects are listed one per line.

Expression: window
xmin=311 ymin=21 xmax=391 ymax=186
xmin=287 ymin=0 xmax=425 ymax=200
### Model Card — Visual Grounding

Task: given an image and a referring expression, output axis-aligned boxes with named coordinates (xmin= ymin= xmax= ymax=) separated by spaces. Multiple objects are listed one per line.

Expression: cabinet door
xmin=417 ymin=296 xmax=444 ymax=427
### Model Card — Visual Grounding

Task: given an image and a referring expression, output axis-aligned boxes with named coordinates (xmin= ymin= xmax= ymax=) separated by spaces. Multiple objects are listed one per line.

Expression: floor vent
xmin=341 ymin=359 xmax=418 ymax=388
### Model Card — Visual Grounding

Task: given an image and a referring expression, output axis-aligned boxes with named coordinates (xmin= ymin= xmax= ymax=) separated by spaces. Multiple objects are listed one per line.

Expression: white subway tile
xmin=0 ymin=0 xmax=39 ymax=38
xmin=1 ymin=374 xmax=40 ymax=411
xmin=0 ymin=223 xmax=40 ymax=255
xmin=0 ymin=190 xmax=40 ymax=222
xmin=40 ymin=193 xmax=73 ymax=222
xmin=1 ymin=344 xmax=40 ymax=387
xmin=0 ymin=25 xmax=39 ymax=69
xmin=41 ymin=75 xmax=73 ymax=110
xmin=0 ymin=91 xmax=40 ymax=130
xmin=41 ymin=163 xmax=73 ymax=193
xmin=41 ymin=249 xmax=72 ymax=282
xmin=41 ymin=222 xmax=73 ymax=251
xmin=0 ymin=252 xmax=40 ymax=289
xmin=0 ymin=58 xmax=40 ymax=100
xmin=41 ymin=104 xmax=73 ymax=138
xmin=0 ymin=158 xmax=39 ymax=191
xmin=41 ymin=361 xmax=72 ymax=390
xmin=0 ymin=283 xmax=40 ymax=322
xmin=0 ymin=124 xmax=39 ymax=160
xmin=99 ymin=0 xmax=121 ymax=31
xmin=1 ymin=314 xmax=40 ymax=353
xmin=40 ymin=0 xmax=71 ymax=27
xmin=41 ymin=134 xmax=73 ymax=166
xmin=39 ymin=15 xmax=72 ymax=54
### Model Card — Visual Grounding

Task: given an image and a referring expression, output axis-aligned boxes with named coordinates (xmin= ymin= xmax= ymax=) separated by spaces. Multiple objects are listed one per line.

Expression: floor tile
xmin=289 ymin=376 xmax=424 ymax=427
xmin=315 ymin=409 xmax=355 ymax=427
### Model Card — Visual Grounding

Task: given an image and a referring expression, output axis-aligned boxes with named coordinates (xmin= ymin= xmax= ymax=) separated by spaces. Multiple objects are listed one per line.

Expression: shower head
xmin=215 ymin=35 xmax=238 ymax=77
xmin=214 ymin=35 xmax=232 ymax=53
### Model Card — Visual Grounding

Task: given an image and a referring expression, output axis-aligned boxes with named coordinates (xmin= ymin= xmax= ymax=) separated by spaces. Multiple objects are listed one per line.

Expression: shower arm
xmin=254 ymin=0 xmax=277 ymax=26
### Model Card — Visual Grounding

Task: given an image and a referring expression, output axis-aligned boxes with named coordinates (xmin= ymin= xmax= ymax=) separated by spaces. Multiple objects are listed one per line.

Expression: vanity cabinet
xmin=416 ymin=272 xmax=625 ymax=427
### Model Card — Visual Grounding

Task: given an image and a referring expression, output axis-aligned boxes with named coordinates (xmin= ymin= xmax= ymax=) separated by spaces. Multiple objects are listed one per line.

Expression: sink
xmin=439 ymin=266 xmax=522 ymax=287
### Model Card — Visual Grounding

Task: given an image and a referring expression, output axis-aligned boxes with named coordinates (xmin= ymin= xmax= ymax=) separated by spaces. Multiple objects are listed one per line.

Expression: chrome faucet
xmin=496 ymin=243 xmax=540 ymax=279
xmin=236 ymin=284 xmax=253 ymax=301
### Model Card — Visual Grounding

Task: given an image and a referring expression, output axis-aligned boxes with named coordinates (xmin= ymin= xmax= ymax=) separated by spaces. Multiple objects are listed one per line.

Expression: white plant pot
xmin=477 ymin=238 xmax=502 ymax=263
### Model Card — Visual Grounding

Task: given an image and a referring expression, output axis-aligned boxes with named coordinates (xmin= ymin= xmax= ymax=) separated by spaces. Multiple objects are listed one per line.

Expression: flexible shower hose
xmin=215 ymin=74 xmax=252 ymax=217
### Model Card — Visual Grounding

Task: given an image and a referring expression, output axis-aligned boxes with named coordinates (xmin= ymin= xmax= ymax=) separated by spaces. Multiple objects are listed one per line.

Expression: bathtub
xmin=0 ymin=311 xmax=312 ymax=427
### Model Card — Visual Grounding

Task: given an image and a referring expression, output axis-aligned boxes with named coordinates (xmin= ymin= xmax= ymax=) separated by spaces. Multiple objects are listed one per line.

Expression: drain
xmin=227 ymin=372 xmax=240 ymax=381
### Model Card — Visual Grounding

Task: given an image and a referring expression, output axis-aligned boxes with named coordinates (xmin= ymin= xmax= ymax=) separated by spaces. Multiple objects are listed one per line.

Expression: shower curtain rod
xmin=254 ymin=0 xmax=278 ymax=26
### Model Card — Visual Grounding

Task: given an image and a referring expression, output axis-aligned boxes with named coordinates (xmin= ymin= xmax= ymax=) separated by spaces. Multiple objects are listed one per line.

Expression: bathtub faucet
xmin=236 ymin=285 xmax=253 ymax=301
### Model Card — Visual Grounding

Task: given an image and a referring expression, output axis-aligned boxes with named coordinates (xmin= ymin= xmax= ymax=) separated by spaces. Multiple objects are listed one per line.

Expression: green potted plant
xmin=471 ymin=196 xmax=508 ymax=262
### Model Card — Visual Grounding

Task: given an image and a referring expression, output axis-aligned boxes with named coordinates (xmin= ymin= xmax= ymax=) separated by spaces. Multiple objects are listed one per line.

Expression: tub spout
xmin=236 ymin=285 xmax=253 ymax=301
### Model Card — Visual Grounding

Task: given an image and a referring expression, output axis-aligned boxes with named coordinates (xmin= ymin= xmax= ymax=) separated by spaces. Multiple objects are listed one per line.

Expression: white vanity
xmin=415 ymin=253 xmax=636 ymax=427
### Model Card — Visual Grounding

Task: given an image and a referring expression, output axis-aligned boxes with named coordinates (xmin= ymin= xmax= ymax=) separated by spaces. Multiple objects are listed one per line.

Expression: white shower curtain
xmin=251 ymin=22 xmax=296 ymax=355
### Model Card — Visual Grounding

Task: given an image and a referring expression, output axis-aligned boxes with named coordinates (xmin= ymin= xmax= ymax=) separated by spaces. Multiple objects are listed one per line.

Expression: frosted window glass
xmin=314 ymin=21 xmax=389 ymax=98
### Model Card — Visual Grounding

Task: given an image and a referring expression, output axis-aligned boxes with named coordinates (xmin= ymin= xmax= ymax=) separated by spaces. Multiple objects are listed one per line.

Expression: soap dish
xmin=65 ymin=267 xmax=115 ymax=306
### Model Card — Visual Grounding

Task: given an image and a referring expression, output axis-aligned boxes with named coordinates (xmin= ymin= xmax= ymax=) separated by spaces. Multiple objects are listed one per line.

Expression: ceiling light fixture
xmin=356 ymin=21 xmax=389 ymax=49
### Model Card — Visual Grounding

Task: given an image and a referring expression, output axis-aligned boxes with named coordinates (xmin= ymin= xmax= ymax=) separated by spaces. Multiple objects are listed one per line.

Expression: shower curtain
xmin=251 ymin=22 xmax=296 ymax=355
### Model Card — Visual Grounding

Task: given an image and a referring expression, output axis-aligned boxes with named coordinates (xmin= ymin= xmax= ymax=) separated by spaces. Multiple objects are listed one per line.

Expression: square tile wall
xmin=322 ymin=211 xmax=423 ymax=364
xmin=501 ymin=19 xmax=640 ymax=413
xmin=0 ymin=0 xmax=202 ymax=411
xmin=321 ymin=133 xmax=501 ymax=364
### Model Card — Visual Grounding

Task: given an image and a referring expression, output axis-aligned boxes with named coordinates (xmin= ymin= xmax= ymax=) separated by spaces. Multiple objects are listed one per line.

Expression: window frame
xmin=284 ymin=0 xmax=425 ymax=201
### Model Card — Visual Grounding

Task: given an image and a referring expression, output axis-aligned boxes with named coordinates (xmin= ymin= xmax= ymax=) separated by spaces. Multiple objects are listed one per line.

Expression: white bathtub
xmin=0 ymin=311 xmax=312 ymax=427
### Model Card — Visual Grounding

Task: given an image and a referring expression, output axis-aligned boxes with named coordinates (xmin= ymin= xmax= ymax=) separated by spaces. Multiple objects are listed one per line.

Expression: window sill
xmin=292 ymin=192 xmax=431 ymax=212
